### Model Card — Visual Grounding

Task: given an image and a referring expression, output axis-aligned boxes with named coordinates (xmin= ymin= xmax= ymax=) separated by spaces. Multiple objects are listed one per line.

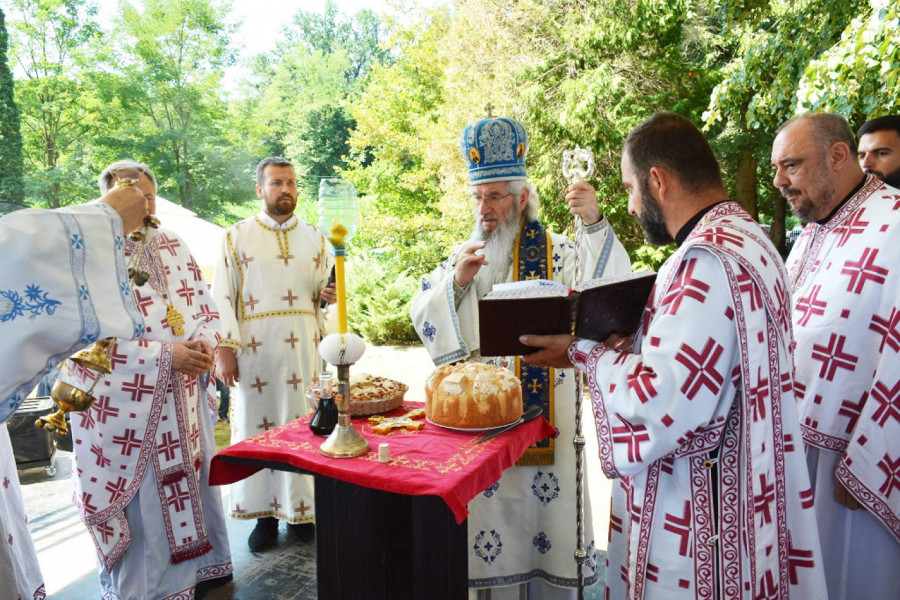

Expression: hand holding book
xmin=477 ymin=270 xmax=656 ymax=356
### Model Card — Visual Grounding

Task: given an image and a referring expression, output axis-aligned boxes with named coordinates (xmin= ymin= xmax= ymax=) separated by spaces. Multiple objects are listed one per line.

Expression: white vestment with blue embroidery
xmin=410 ymin=218 xmax=630 ymax=595
xmin=0 ymin=204 xmax=144 ymax=600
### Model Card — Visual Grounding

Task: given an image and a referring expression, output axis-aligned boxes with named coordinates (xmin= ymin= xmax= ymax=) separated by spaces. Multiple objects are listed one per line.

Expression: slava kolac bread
xmin=425 ymin=362 xmax=523 ymax=429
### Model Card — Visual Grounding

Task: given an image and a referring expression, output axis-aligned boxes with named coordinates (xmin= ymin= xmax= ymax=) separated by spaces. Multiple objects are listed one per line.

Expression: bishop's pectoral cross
xmin=165 ymin=303 xmax=186 ymax=336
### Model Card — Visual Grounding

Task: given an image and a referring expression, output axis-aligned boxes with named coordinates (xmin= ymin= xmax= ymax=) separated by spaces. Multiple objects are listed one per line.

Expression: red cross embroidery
xmin=626 ymin=363 xmax=658 ymax=404
xmin=878 ymin=454 xmax=900 ymax=498
xmin=81 ymin=491 xmax=98 ymax=514
xmin=90 ymin=444 xmax=111 ymax=467
xmin=76 ymin=409 xmax=96 ymax=430
xmin=751 ymin=367 xmax=770 ymax=422
xmin=609 ymin=512 xmax=623 ymax=534
xmin=166 ymin=481 xmax=191 ymax=511
xmin=112 ymin=428 xmax=143 ymax=456
xmin=612 ymin=417 xmax=651 ymax=462
xmin=195 ymin=304 xmax=219 ymax=322
xmin=841 ymin=247 xmax=888 ymax=294
xmin=662 ymin=259 xmax=710 ymax=315
xmin=871 ymin=381 xmax=900 ymax=427
xmin=175 ymin=279 xmax=195 ymax=306
xmin=800 ymin=488 xmax=814 ymax=509
xmin=270 ymin=496 xmax=282 ymax=511
xmin=186 ymin=256 xmax=202 ymax=281
xmin=240 ymin=252 xmax=254 ymax=268
xmin=258 ymin=416 xmax=275 ymax=431
xmin=156 ymin=233 xmax=181 ymax=256
xmin=96 ymin=522 xmax=115 ymax=544
xmin=134 ymin=289 xmax=155 ymax=317
xmin=122 ymin=374 xmax=155 ymax=402
xmin=276 ymin=252 xmax=294 ymax=266
xmin=787 ymin=533 xmax=816 ymax=584
xmin=190 ymin=423 xmax=201 ymax=447
xmin=757 ymin=569 xmax=779 ymax=599
xmin=158 ymin=431 xmax=180 ymax=462
xmin=810 ymin=333 xmax=858 ymax=381
xmin=736 ymin=269 xmax=762 ymax=311
xmin=835 ymin=209 xmax=870 ymax=248
xmin=697 ymin=227 xmax=744 ymax=248
xmin=794 ymin=285 xmax=827 ymax=327
xmin=645 ymin=563 xmax=661 ymax=583
xmin=245 ymin=294 xmax=261 ymax=311
xmin=754 ymin=473 xmax=776 ymax=525
xmin=774 ymin=279 xmax=791 ymax=332
xmin=662 ymin=501 xmax=692 ymax=556
xmin=184 ymin=377 xmax=198 ymax=397
xmin=838 ymin=393 xmax=867 ymax=433
xmin=294 ymin=500 xmax=312 ymax=516
xmin=92 ymin=395 xmax=119 ymax=424
xmin=869 ymin=307 xmax=900 ymax=353
xmin=105 ymin=476 xmax=128 ymax=503
xmin=674 ymin=338 xmax=725 ymax=399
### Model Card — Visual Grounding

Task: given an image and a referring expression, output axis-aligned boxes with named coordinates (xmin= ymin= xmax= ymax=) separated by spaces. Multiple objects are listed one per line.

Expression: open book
xmin=477 ymin=270 xmax=656 ymax=356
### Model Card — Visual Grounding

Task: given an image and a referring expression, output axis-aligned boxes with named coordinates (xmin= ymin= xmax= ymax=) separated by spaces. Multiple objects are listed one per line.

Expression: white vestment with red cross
xmin=61 ymin=227 xmax=232 ymax=597
xmin=211 ymin=213 xmax=332 ymax=523
xmin=786 ymin=177 xmax=900 ymax=598
xmin=570 ymin=202 xmax=827 ymax=599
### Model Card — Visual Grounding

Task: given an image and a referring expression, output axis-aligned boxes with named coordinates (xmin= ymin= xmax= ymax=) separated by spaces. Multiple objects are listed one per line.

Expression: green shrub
xmin=346 ymin=254 xmax=420 ymax=345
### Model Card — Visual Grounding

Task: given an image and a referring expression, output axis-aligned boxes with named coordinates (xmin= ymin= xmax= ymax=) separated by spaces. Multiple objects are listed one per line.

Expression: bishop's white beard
xmin=469 ymin=202 xmax=523 ymax=299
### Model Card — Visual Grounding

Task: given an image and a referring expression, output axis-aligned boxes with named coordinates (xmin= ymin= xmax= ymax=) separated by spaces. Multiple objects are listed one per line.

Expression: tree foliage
xmin=0 ymin=8 xmax=24 ymax=203
xmin=6 ymin=0 xmax=900 ymax=344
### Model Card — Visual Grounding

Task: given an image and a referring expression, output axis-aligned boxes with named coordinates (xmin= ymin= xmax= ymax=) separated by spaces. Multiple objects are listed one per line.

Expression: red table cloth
xmin=209 ymin=402 xmax=557 ymax=524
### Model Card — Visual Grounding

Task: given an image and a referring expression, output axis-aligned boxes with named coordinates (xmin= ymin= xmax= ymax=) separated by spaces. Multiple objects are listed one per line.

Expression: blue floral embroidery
xmin=70 ymin=234 xmax=84 ymax=249
xmin=584 ymin=540 xmax=598 ymax=575
xmin=422 ymin=321 xmax=436 ymax=342
xmin=114 ymin=236 xmax=124 ymax=250
xmin=78 ymin=285 xmax=90 ymax=300
xmin=555 ymin=370 xmax=567 ymax=386
xmin=531 ymin=471 xmax=560 ymax=505
xmin=473 ymin=529 xmax=503 ymax=564
xmin=421 ymin=278 xmax=432 ymax=291
xmin=0 ymin=285 xmax=61 ymax=322
xmin=483 ymin=482 xmax=500 ymax=498
xmin=533 ymin=531 xmax=551 ymax=554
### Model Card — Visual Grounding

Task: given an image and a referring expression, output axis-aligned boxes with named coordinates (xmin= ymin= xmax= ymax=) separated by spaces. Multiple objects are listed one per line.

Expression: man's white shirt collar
xmin=258 ymin=211 xmax=296 ymax=230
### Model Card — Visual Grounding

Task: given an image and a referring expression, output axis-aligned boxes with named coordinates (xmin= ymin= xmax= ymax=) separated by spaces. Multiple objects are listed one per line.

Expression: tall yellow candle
xmin=327 ymin=222 xmax=349 ymax=334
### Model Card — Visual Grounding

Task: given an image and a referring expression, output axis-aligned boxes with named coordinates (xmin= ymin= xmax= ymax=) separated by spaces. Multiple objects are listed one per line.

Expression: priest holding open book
xmin=520 ymin=113 xmax=827 ymax=599
xmin=410 ymin=115 xmax=630 ymax=598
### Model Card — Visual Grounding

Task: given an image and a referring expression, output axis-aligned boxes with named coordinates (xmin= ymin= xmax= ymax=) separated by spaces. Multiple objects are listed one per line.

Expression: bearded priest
xmin=410 ymin=115 xmax=630 ymax=598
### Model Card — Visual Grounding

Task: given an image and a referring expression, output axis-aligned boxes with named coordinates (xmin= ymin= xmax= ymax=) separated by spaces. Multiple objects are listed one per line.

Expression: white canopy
xmin=155 ymin=197 xmax=223 ymax=281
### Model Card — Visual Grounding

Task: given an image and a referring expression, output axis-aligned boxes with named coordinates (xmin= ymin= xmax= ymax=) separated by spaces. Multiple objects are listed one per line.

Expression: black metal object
xmin=7 ymin=397 xmax=58 ymax=473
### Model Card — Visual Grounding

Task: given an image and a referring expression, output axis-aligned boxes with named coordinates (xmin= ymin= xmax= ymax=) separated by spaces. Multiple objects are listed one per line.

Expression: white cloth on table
xmin=211 ymin=212 xmax=333 ymax=523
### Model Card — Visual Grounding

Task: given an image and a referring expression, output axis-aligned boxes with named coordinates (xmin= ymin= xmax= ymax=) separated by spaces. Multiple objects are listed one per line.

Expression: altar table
xmin=210 ymin=402 xmax=556 ymax=599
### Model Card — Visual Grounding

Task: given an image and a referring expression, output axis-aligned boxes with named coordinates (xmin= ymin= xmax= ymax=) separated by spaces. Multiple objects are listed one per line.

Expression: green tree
xmin=8 ymin=0 xmax=103 ymax=207
xmin=0 ymin=8 xmax=24 ymax=203
xmin=108 ymin=0 xmax=238 ymax=213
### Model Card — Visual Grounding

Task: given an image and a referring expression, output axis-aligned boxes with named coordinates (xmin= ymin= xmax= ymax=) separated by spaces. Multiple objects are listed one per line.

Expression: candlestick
xmin=327 ymin=221 xmax=349 ymax=334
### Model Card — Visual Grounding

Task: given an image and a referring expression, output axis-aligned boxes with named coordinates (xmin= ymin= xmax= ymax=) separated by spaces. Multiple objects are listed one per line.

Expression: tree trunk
xmin=772 ymin=188 xmax=787 ymax=258
xmin=735 ymin=152 xmax=757 ymax=219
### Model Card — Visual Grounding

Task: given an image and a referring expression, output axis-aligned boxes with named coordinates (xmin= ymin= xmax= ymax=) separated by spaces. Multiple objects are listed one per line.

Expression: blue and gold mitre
xmin=460 ymin=117 xmax=528 ymax=184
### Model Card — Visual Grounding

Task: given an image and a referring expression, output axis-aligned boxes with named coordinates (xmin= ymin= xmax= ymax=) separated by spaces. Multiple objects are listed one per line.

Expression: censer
xmin=35 ymin=175 xmax=159 ymax=437
xmin=35 ymin=338 xmax=116 ymax=437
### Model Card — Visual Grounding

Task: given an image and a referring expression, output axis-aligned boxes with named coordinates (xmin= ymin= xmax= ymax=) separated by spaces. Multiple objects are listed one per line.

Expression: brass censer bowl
xmin=36 ymin=338 xmax=116 ymax=437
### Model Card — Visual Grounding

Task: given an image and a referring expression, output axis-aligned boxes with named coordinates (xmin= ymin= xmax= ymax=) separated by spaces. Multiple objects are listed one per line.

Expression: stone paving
xmin=16 ymin=344 xmax=611 ymax=599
